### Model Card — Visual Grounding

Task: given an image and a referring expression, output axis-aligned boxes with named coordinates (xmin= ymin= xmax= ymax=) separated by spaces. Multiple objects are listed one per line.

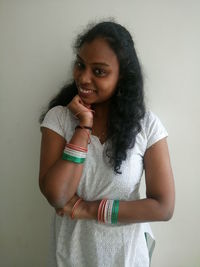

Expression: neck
xmin=91 ymin=101 xmax=110 ymax=121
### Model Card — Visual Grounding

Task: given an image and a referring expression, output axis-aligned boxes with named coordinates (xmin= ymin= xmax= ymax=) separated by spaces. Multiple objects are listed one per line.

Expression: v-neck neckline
xmin=90 ymin=134 xmax=106 ymax=147
xmin=70 ymin=110 xmax=107 ymax=146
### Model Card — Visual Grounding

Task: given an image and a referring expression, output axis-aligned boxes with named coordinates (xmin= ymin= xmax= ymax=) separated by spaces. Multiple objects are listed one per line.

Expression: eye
xmin=94 ymin=68 xmax=107 ymax=77
xmin=75 ymin=60 xmax=85 ymax=69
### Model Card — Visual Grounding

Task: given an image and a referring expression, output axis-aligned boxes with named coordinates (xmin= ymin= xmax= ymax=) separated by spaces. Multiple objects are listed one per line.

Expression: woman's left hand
xmin=55 ymin=194 xmax=89 ymax=220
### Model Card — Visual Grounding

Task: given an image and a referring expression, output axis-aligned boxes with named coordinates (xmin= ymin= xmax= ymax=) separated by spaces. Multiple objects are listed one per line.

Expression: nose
xmin=79 ymin=68 xmax=92 ymax=85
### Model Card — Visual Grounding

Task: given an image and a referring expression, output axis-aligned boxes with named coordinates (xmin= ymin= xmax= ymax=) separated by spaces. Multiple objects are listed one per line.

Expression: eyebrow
xmin=76 ymin=54 xmax=110 ymax=67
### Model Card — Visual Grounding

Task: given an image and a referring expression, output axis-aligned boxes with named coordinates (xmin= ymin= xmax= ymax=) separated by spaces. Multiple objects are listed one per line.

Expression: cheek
xmin=98 ymin=77 xmax=118 ymax=94
xmin=95 ymin=83 xmax=117 ymax=100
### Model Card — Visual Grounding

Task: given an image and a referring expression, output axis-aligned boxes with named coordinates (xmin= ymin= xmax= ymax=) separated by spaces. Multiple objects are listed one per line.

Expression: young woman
xmin=39 ymin=21 xmax=175 ymax=267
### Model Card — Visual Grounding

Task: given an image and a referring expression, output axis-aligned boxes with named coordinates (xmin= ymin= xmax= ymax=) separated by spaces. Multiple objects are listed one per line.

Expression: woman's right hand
xmin=67 ymin=95 xmax=94 ymax=126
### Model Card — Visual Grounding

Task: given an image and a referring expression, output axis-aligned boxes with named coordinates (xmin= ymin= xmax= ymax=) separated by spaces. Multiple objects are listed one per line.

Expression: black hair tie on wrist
xmin=75 ymin=125 xmax=92 ymax=132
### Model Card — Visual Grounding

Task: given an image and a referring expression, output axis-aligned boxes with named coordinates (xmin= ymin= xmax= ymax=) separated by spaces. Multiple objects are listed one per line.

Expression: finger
xmin=77 ymin=96 xmax=90 ymax=107
xmin=83 ymin=103 xmax=91 ymax=109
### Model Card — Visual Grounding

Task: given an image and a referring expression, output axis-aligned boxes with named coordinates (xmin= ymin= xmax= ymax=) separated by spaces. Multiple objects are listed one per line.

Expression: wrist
xmin=85 ymin=200 xmax=100 ymax=220
xmin=80 ymin=118 xmax=93 ymax=127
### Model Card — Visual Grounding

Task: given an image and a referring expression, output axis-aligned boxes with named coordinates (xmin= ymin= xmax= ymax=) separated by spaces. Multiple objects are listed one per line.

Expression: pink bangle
xmin=71 ymin=198 xmax=83 ymax=220
xmin=98 ymin=199 xmax=107 ymax=223
xmin=101 ymin=199 xmax=107 ymax=223
xmin=66 ymin=143 xmax=88 ymax=152
xmin=98 ymin=199 xmax=104 ymax=222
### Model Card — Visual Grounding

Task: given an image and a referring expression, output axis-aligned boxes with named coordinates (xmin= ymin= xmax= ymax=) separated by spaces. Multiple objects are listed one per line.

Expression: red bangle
xmin=71 ymin=198 xmax=83 ymax=220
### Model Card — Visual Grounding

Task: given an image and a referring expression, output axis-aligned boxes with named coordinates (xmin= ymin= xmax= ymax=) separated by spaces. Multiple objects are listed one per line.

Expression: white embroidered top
xmin=40 ymin=105 xmax=168 ymax=267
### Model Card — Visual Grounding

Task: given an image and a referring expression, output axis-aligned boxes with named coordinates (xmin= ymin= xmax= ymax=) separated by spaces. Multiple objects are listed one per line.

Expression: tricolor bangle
xmin=62 ymin=142 xmax=87 ymax=164
xmin=111 ymin=200 xmax=119 ymax=224
xmin=107 ymin=200 xmax=114 ymax=224
xmin=98 ymin=199 xmax=119 ymax=225
xmin=62 ymin=153 xmax=85 ymax=164
xmin=63 ymin=147 xmax=87 ymax=158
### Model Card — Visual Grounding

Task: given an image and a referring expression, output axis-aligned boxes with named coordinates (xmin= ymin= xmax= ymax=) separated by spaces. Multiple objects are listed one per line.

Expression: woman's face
xmin=73 ymin=38 xmax=120 ymax=105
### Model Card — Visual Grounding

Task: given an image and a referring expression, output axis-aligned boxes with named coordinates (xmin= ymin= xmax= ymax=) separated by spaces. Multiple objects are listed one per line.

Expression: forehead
xmin=78 ymin=38 xmax=119 ymax=66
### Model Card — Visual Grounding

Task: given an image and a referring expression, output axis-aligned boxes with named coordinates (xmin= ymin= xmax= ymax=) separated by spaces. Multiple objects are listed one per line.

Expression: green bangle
xmin=111 ymin=201 xmax=117 ymax=224
xmin=62 ymin=153 xmax=85 ymax=164
xmin=111 ymin=200 xmax=119 ymax=224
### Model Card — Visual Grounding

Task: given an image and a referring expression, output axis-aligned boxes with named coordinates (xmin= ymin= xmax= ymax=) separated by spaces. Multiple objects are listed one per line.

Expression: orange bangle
xmin=74 ymin=109 xmax=95 ymax=119
xmin=71 ymin=198 xmax=83 ymax=220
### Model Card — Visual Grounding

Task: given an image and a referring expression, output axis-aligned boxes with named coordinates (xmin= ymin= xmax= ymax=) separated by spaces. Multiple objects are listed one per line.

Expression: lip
xmin=78 ymin=86 xmax=96 ymax=97
xmin=79 ymin=85 xmax=95 ymax=91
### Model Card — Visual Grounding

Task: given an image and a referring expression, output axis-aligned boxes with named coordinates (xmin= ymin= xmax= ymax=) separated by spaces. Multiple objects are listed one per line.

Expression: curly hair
xmin=39 ymin=20 xmax=146 ymax=174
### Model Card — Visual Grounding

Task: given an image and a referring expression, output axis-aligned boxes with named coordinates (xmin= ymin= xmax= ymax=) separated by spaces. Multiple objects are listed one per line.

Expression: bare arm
xmin=39 ymin=127 xmax=90 ymax=209
xmin=39 ymin=95 xmax=93 ymax=209
xmin=117 ymin=137 xmax=175 ymax=222
xmin=75 ymin=138 xmax=175 ymax=223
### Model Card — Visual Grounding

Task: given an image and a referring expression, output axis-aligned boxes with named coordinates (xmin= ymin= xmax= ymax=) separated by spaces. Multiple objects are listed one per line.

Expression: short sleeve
xmin=40 ymin=105 xmax=66 ymax=138
xmin=145 ymin=111 xmax=168 ymax=149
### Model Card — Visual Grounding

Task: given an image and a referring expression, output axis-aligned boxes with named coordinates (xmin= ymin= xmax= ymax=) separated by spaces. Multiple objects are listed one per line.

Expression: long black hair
xmin=39 ymin=20 xmax=146 ymax=174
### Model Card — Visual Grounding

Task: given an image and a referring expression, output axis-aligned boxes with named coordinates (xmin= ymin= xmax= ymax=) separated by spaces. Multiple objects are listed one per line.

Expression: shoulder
xmin=140 ymin=110 xmax=169 ymax=150
xmin=140 ymin=110 xmax=166 ymax=131
xmin=41 ymin=105 xmax=72 ymax=124
xmin=40 ymin=105 xmax=74 ymax=138
xmin=46 ymin=105 xmax=67 ymax=116
xmin=141 ymin=110 xmax=159 ymax=126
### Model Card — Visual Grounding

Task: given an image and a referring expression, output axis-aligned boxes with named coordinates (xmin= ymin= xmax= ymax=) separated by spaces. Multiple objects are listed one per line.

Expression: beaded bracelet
xmin=75 ymin=125 xmax=91 ymax=144
xmin=75 ymin=125 xmax=92 ymax=132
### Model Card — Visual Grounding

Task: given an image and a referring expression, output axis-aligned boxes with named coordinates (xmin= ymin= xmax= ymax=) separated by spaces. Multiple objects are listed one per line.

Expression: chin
xmin=79 ymin=96 xmax=94 ymax=105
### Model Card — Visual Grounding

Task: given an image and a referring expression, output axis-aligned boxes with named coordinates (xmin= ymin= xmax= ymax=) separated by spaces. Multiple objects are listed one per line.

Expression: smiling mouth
xmin=79 ymin=87 xmax=96 ymax=94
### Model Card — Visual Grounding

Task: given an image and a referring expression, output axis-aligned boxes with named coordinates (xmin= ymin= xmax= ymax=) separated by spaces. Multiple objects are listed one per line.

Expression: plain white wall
xmin=1 ymin=0 xmax=200 ymax=266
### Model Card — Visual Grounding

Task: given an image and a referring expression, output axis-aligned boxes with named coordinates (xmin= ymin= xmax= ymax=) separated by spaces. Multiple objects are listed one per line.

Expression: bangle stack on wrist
xmin=62 ymin=143 xmax=88 ymax=164
xmin=62 ymin=124 xmax=93 ymax=164
xmin=98 ymin=199 xmax=120 ymax=225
